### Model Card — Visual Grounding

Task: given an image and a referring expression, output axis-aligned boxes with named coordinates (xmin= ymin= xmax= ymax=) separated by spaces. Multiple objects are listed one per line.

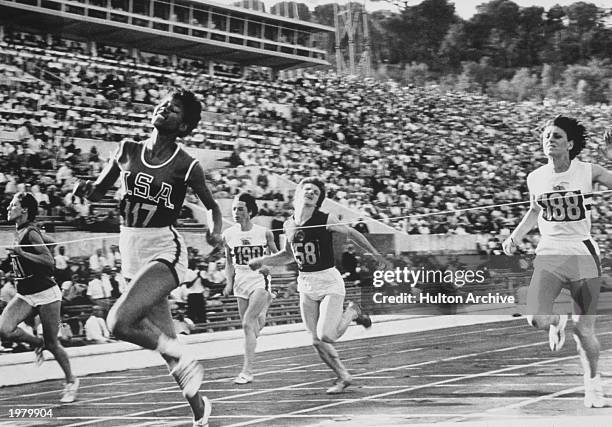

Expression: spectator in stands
xmin=58 ymin=315 xmax=73 ymax=344
xmin=86 ymin=271 xmax=113 ymax=311
xmin=183 ymin=269 xmax=207 ymax=324
xmin=61 ymin=274 xmax=90 ymax=306
xmin=56 ymin=162 xmax=73 ymax=185
xmin=88 ymin=248 xmax=109 ymax=273
xmin=173 ymin=312 xmax=195 ymax=335
xmin=170 ymin=280 xmax=189 ymax=310
xmin=84 ymin=306 xmax=112 ymax=344
xmin=107 ymin=244 xmax=121 ymax=268
xmin=108 ymin=267 xmax=128 ymax=298
xmin=46 ymin=185 xmax=63 ymax=216
xmin=16 ymin=120 xmax=34 ymax=142
xmin=258 ymin=202 xmax=272 ymax=216
xmin=341 ymin=244 xmax=359 ymax=281
xmin=270 ymin=212 xmax=286 ymax=249
xmin=228 ymin=147 xmax=245 ymax=168
xmin=4 ymin=176 xmax=17 ymax=196
xmin=207 ymin=261 xmax=227 ymax=296
xmin=256 ymin=168 xmax=270 ymax=191
xmin=353 ymin=218 xmax=370 ymax=234
xmin=0 ymin=273 xmax=16 ymax=311
xmin=54 ymin=246 xmax=70 ymax=284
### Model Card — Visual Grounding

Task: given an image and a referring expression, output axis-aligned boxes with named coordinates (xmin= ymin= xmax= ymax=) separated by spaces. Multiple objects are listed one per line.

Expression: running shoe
xmin=548 ymin=314 xmax=568 ymax=351
xmin=584 ymin=374 xmax=607 ymax=408
xmin=34 ymin=344 xmax=45 ymax=367
xmin=171 ymin=356 xmax=204 ymax=398
xmin=193 ymin=396 xmax=212 ymax=427
xmin=326 ymin=378 xmax=352 ymax=394
xmin=60 ymin=378 xmax=79 ymax=403
xmin=233 ymin=372 xmax=254 ymax=384
xmin=347 ymin=301 xmax=372 ymax=328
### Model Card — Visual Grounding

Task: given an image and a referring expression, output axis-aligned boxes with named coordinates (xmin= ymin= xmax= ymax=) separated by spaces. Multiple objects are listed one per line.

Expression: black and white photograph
xmin=0 ymin=0 xmax=612 ymax=425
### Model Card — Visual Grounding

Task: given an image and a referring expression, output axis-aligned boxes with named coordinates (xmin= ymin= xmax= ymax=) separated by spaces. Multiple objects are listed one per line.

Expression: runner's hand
xmin=601 ymin=128 xmax=612 ymax=161
xmin=502 ymin=236 xmax=517 ymax=256
xmin=71 ymin=180 xmax=92 ymax=202
xmin=222 ymin=284 xmax=232 ymax=297
xmin=206 ymin=231 xmax=223 ymax=248
xmin=249 ymin=258 xmax=263 ymax=271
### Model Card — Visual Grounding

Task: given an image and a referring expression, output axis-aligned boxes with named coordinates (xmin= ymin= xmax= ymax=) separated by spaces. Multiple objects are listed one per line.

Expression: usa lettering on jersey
xmin=120 ymin=171 xmax=175 ymax=209
xmin=115 ymin=141 xmax=195 ymax=227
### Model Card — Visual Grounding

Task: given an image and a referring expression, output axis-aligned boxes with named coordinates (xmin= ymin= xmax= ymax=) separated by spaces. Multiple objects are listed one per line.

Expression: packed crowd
xmin=3 ymin=30 xmax=612 ymax=251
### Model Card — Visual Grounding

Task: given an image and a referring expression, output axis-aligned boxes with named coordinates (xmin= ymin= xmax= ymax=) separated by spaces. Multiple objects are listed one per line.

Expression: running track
xmin=0 ymin=317 xmax=611 ymax=426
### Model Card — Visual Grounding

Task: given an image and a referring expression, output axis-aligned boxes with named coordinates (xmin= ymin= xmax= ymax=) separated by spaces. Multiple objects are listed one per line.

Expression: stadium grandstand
xmin=0 ymin=0 xmax=331 ymax=72
xmin=1 ymin=0 xmax=612 ymax=425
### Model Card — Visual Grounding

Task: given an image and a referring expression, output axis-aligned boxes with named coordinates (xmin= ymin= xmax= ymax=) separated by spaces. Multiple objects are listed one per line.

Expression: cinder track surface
xmin=1 ymin=318 xmax=611 ymax=426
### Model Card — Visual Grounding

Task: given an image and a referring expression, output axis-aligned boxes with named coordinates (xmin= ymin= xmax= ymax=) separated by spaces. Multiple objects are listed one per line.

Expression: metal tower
xmin=333 ymin=2 xmax=371 ymax=76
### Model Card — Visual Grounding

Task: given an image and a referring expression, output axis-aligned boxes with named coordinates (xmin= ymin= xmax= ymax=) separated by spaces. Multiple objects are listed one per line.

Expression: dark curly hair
xmin=14 ymin=192 xmax=38 ymax=221
xmin=171 ymin=89 xmax=202 ymax=137
xmin=546 ymin=115 xmax=587 ymax=160
xmin=235 ymin=192 xmax=259 ymax=218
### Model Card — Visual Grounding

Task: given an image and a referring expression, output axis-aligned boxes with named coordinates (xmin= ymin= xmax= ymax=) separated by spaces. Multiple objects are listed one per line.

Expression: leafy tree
xmin=541 ymin=63 xmax=555 ymax=90
xmin=457 ymin=57 xmax=499 ymax=93
xmin=386 ymin=0 xmax=456 ymax=65
xmin=403 ymin=62 xmax=431 ymax=86
xmin=575 ymin=79 xmax=590 ymax=104
xmin=516 ymin=6 xmax=546 ymax=67
xmin=561 ymin=59 xmax=612 ymax=103
xmin=439 ymin=21 xmax=471 ymax=69
xmin=510 ymin=68 xmax=541 ymax=101
xmin=312 ymin=3 xmax=335 ymax=27
xmin=470 ymin=0 xmax=521 ymax=67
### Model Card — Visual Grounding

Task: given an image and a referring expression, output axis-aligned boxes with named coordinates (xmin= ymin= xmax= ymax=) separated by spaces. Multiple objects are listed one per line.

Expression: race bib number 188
xmin=537 ymin=190 xmax=586 ymax=222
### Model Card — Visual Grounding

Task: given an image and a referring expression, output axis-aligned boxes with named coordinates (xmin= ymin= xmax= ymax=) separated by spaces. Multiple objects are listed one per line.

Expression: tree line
xmin=237 ymin=0 xmax=612 ymax=104
xmin=372 ymin=0 xmax=612 ymax=104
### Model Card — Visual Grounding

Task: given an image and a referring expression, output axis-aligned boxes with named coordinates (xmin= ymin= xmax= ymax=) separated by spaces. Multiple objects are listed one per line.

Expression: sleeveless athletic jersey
xmin=284 ymin=211 xmax=335 ymax=272
xmin=527 ymin=159 xmax=593 ymax=240
xmin=11 ymin=224 xmax=57 ymax=295
xmin=114 ymin=140 xmax=199 ymax=228
xmin=223 ymin=224 xmax=270 ymax=290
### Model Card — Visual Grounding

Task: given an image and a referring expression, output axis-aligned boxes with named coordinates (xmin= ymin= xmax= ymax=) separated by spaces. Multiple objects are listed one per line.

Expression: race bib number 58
xmin=292 ymin=242 xmax=320 ymax=266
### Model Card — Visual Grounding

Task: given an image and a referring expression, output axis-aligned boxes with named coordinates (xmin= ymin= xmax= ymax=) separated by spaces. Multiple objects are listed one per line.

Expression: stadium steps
xmin=194 ymin=282 xmax=363 ymax=333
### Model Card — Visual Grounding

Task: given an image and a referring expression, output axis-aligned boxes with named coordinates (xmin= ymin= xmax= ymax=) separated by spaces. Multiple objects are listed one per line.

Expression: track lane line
xmin=224 ymin=332 xmax=612 ymax=426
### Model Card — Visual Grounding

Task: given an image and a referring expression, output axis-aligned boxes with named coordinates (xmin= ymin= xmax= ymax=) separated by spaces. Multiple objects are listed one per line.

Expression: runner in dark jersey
xmin=73 ymin=89 xmax=221 ymax=426
xmin=0 ymin=192 xmax=78 ymax=402
xmin=249 ymin=178 xmax=387 ymax=394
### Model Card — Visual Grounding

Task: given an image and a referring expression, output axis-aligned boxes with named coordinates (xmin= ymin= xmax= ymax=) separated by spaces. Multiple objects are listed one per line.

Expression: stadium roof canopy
xmin=0 ymin=0 xmax=334 ymax=69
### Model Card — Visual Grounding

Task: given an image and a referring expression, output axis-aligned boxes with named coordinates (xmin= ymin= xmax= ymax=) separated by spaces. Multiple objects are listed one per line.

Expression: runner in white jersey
xmin=222 ymin=193 xmax=278 ymax=384
xmin=503 ymin=115 xmax=612 ymax=408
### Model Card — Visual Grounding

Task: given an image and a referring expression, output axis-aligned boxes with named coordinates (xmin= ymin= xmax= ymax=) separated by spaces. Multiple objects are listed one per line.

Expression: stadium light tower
xmin=333 ymin=1 xmax=371 ymax=76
